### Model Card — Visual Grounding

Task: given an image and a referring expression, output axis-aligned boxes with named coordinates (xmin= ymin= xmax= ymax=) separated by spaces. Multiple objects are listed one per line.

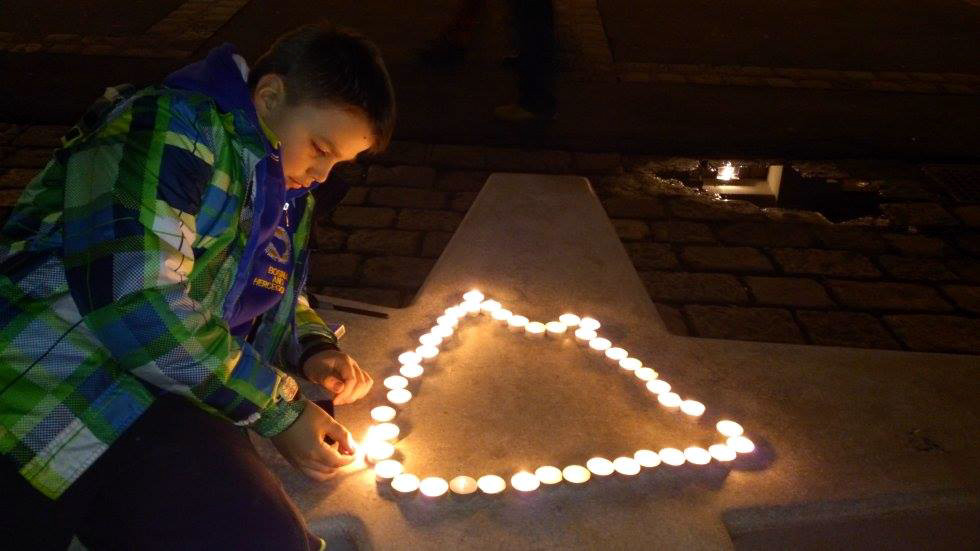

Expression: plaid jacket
xmin=0 ymin=84 xmax=338 ymax=499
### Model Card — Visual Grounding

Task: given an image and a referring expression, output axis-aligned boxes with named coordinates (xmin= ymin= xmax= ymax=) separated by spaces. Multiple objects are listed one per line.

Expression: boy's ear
xmin=253 ymin=73 xmax=286 ymax=118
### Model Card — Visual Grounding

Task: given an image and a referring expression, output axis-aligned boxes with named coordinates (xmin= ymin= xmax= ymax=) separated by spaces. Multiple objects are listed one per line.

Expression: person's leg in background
xmin=496 ymin=0 xmax=557 ymax=121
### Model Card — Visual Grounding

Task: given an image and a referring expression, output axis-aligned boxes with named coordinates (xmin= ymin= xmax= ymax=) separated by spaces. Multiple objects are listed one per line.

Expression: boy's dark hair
xmin=248 ymin=22 xmax=396 ymax=154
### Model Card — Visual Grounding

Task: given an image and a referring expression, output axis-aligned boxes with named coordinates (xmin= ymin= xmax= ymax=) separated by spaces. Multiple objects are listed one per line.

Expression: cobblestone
xmin=421 ymin=231 xmax=454 ymax=258
xmin=331 ymin=206 xmax=396 ymax=228
xmin=308 ymin=253 xmax=362 ymax=286
xmin=429 ymin=145 xmax=486 ymax=169
xmin=796 ymin=311 xmax=900 ymax=349
xmin=680 ymin=245 xmax=773 ymax=272
xmin=941 ymin=285 xmax=980 ymax=313
xmin=367 ymin=141 xmax=430 ymax=166
xmin=761 ymin=208 xmax=832 ymax=224
xmin=311 ymin=225 xmax=348 ymax=251
xmin=880 ymin=202 xmax=960 ymax=227
xmin=346 ymin=229 xmax=421 ymax=255
xmin=955 ymin=234 xmax=980 ymax=256
xmin=484 ymin=148 xmax=572 ymax=173
xmin=434 ymin=171 xmax=487 ymax=192
xmin=366 ymin=165 xmax=436 ymax=188
xmin=685 ymin=305 xmax=804 ymax=343
xmin=649 ymin=221 xmax=714 ymax=243
xmin=319 ymin=286 xmax=404 ymax=308
xmin=368 ymin=187 xmax=447 ymax=209
xmin=640 ymin=271 xmax=748 ymax=303
xmin=602 ymin=196 xmax=665 ymax=218
xmin=450 ymin=191 xmax=478 ymax=212
xmin=361 ymin=256 xmax=436 ymax=288
xmin=771 ymin=248 xmax=881 ymax=278
xmin=953 ymin=206 xmax=980 ymax=227
xmin=668 ymin=196 xmax=765 ymax=221
xmin=653 ymin=303 xmax=689 ymax=335
xmin=611 ymin=219 xmax=649 ymax=240
xmin=827 ymin=280 xmax=952 ymax=311
xmin=717 ymin=222 xmax=815 ymax=248
xmin=877 ymin=255 xmax=958 ymax=281
xmin=1 ymin=148 xmax=52 ymax=168
xmin=885 ymin=315 xmax=980 ymax=353
xmin=572 ymin=152 xmax=622 ymax=174
xmin=0 ymin=168 xmax=35 ymax=188
xmin=12 ymin=126 xmax=70 ymax=147
xmin=625 ymin=243 xmax=678 ymax=270
xmin=397 ymin=209 xmax=463 ymax=232
xmin=882 ymin=233 xmax=945 ymax=257
xmin=812 ymin=226 xmax=889 ymax=253
xmin=947 ymin=257 xmax=980 ymax=283
xmin=339 ymin=186 xmax=369 ymax=206
xmin=744 ymin=276 xmax=834 ymax=308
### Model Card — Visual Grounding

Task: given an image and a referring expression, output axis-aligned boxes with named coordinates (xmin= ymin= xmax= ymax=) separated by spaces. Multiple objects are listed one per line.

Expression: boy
xmin=0 ymin=22 xmax=394 ymax=549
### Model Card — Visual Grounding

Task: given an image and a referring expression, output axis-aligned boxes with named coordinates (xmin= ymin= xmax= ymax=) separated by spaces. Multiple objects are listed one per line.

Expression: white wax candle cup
xmin=585 ymin=457 xmax=614 ymax=476
xmin=612 ymin=456 xmax=641 ymax=476
xmin=684 ymin=446 xmax=711 ymax=465
xmin=480 ymin=299 xmax=501 ymax=313
xmin=545 ymin=321 xmax=567 ymax=337
xmin=634 ymin=449 xmax=661 ymax=468
xmin=391 ymin=473 xmax=419 ymax=493
xmin=399 ymin=364 xmax=424 ymax=378
xmin=419 ymin=333 xmax=443 ymax=347
xmin=491 ymin=308 xmax=511 ymax=322
xmin=574 ymin=328 xmax=597 ymax=342
xmin=415 ymin=345 xmax=439 ymax=361
xmin=635 ymin=367 xmax=658 ymax=381
xmin=367 ymin=422 xmax=400 ymax=442
xmin=558 ymin=313 xmax=581 ymax=327
xmin=383 ymin=376 xmax=408 ymax=390
xmin=525 ymin=322 xmax=546 ymax=338
xmin=436 ymin=315 xmax=458 ymax=328
xmin=463 ymin=290 xmax=484 ymax=303
xmin=431 ymin=325 xmax=454 ymax=339
xmin=659 ymin=448 xmax=686 ymax=466
xmin=534 ymin=466 xmax=563 ymax=485
xmin=578 ymin=317 xmax=601 ymax=331
xmin=709 ymin=444 xmax=736 ymax=462
xmin=419 ymin=476 xmax=449 ymax=497
xmin=449 ymin=476 xmax=478 ymax=495
xmin=727 ymin=435 xmax=755 ymax=454
xmin=387 ymin=388 xmax=412 ymax=405
xmin=561 ymin=465 xmax=591 ymax=484
xmin=619 ymin=357 xmax=642 ymax=371
xmin=365 ymin=441 xmax=395 ymax=462
xmin=680 ymin=400 xmax=705 ymax=417
xmin=646 ymin=379 xmax=671 ymax=394
xmin=658 ymin=392 xmax=682 ymax=408
xmin=397 ymin=351 xmax=421 ymax=366
xmin=374 ymin=459 xmax=403 ymax=479
xmin=444 ymin=306 xmax=464 ymax=319
xmin=463 ymin=301 xmax=481 ymax=316
xmin=604 ymin=347 xmax=628 ymax=362
xmin=510 ymin=471 xmax=541 ymax=492
xmin=477 ymin=475 xmax=506 ymax=494
xmin=716 ymin=420 xmax=744 ymax=437
xmin=588 ymin=337 xmax=612 ymax=354
xmin=370 ymin=406 xmax=396 ymax=423
xmin=508 ymin=315 xmax=529 ymax=332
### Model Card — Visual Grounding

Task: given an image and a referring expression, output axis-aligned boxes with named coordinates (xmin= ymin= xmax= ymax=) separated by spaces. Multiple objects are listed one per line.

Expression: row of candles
xmin=356 ymin=290 xmax=754 ymax=498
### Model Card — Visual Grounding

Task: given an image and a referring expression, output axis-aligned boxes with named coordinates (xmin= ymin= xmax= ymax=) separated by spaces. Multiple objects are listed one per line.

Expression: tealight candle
xmin=612 ymin=456 xmax=641 ymax=476
xmin=387 ymin=388 xmax=412 ymax=405
xmin=462 ymin=301 xmax=481 ymax=316
xmin=658 ymin=392 xmax=682 ymax=409
xmin=374 ymin=459 xmax=403 ymax=480
xmin=365 ymin=440 xmax=395 ymax=462
xmin=708 ymin=444 xmax=736 ymax=462
xmin=585 ymin=457 xmax=614 ymax=476
xmin=419 ymin=333 xmax=443 ymax=347
xmin=534 ymin=466 xmax=563 ymax=485
xmin=561 ymin=465 xmax=591 ymax=484
xmin=399 ymin=364 xmax=424 ymax=378
xmin=383 ymin=375 xmax=408 ymax=390
xmin=370 ymin=406 xmax=396 ymax=422
xmin=491 ymin=308 xmax=512 ymax=323
xmin=604 ymin=347 xmax=628 ymax=362
xmin=398 ymin=351 xmax=421 ymax=366
xmin=480 ymin=299 xmax=501 ymax=314
xmin=680 ymin=400 xmax=705 ymax=417
xmin=477 ymin=474 xmax=506 ymax=494
xmin=634 ymin=449 xmax=661 ymax=468
xmin=659 ymin=448 xmax=686 ymax=466
xmin=391 ymin=473 xmax=419 ymax=493
xmin=444 ymin=306 xmax=464 ymax=319
xmin=645 ymin=380 xmax=671 ymax=394
xmin=574 ymin=328 xmax=597 ymax=343
xmin=727 ymin=435 xmax=755 ymax=453
xmin=449 ymin=476 xmax=478 ymax=495
xmin=415 ymin=345 xmax=439 ymax=362
xmin=579 ymin=317 xmax=601 ymax=331
xmin=716 ymin=420 xmax=744 ymax=437
xmin=588 ymin=337 xmax=611 ymax=354
xmin=510 ymin=471 xmax=540 ymax=492
xmin=419 ymin=476 xmax=449 ymax=497
xmin=635 ymin=367 xmax=658 ymax=381
xmin=545 ymin=321 xmax=567 ymax=338
xmin=508 ymin=315 xmax=528 ymax=332
xmin=431 ymin=324 xmax=454 ymax=339
xmin=367 ymin=422 xmax=400 ymax=441
xmin=619 ymin=357 xmax=642 ymax=371
xmin=463 ymin=290 xmax=484 ymax=303
xmin=684 ymin=446 xmax=711 ymax=465
xmin=525 ymin=321 xmax=546 ymax=338
xmin=558 ymin=313 xmax=581 ymax=327
xmin=436 ymin=315 xmax=458 ymax=328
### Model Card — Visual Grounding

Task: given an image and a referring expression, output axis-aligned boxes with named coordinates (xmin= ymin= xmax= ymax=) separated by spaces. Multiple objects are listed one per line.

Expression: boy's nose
xmin=310 ymin=159 xmax=333 ymax=184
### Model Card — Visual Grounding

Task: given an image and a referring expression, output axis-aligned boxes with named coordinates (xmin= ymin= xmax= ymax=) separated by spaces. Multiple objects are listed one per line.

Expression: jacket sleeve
xmin=61 ymin=92 xmax=303 ymax=437
xmin=285 ymin=292 xmax=341 ymax=379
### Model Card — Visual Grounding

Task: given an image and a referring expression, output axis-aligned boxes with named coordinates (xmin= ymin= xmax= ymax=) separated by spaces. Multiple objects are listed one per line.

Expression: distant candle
xmin=462 ymin=301 xmax=481 ymax=316
xmin=419 ymin=333 xmax=443 ymax=347
xmin=658 ymin=392 xmax=682 ymax=409
xmin=508 ymin=315 xmax=529 ymax=332
xmin=619 ymin=357 xmax=642 ymax=371
xmin=444 ymin=306 xmax=464 ymax=319
xmin=387 ymin=388 xmax=412 ymax=405
xmin=558 ymin=313 xmax=580 ymax=327
xmin=391 ymin=473 xmax=419 ymax=493
xmin=431 ymin=324 xmax=454 ymax=339
xmin=727 ymin=435 xmax=755 ymax=453
xmin=370 ymin=406 xmax=396 ymax=422
xmin=477 ymin=475 xmax=506 ymax=494
xmin=588 ymin=337 xmax=611 ymax=354
xmin=419 ymin=477 xmax=449 ymax=497
xmin=709 ymin=444 xmax=736 ymax=462
xmin=449 ymin=476 xmax=478 ymax=495
xmin=525 ymin=321 xmax=546 ymax=338
xmin=585 ymin=457 xmax=614 ymax=476
xmin=574 ymin=328 xmax=597 ymax=343
xmin=491 ymin=308 xmax=512 ymax=323
xmin=605 ymin=347 xmax=628 ymax=362
xmin=374 ymin=459 xmax=403 ymax=480
xmin=635 ymin=367 xmax=657 ymax=381
xmin=579 ymin=317 xmax=601 ymax=331
xmin=634 ymin=449 xmax=661 ymax=468
xmin=480 ymin=299 xmax=501 ymax=313
xmin=534 ymin=466 xmax=563 ymax=485
xmin=365 ymin=441 xmax=395 ymax=462
xmin=399 ymin=364 xmax=424 ymax=378
xmin=436 ymin=315 xmax=458 ymax=328
xmin=463 ymin=290 xmax=484 ymax=303
xmin=367 ymin=423 xmax=400 ymax=441
xmin=545 ymin=321 xmax=567 ymax=337
xmin=659 ymin=448 xmax=686 ymax=466
xmin=383 ymin=376 xmax=408 ymax=390
xmin=646 ymin=379 xmax=671 ymax=394
xmin=415 ymin=345 xmax=439 ymax=361
xmin=680 ymin=400 xmax=705 ymax=417
xmin=684 ymin=447 xmax=711 ymax=465
xmin=562 ymin=465 xmax=591 ymax=484
xmin=612 ymin=456 xmax=641 ymax=476
xmin=510 ymin=471 xmax=540 ymax=492
xmin=716 ymin=420 xmax=744 ymax=437
xmin=398 ymin=351 xmax=421 ymax=366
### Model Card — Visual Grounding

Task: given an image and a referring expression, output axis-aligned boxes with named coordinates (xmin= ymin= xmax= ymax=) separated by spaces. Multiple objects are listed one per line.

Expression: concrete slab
xmin=254 ymin=174 xmax=980 ymax=549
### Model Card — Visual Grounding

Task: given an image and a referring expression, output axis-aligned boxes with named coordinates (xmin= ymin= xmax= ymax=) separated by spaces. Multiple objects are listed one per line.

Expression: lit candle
xmin=480 ymin=299 xmax=501 ymax=314
xmin=477 ymin=474 xmax=506 ymax=494
xmin=635 ymin=367 xmax=658 ymax=381
xmin=534 ymin=466 xmax=563 ymax=485
xmin=588 ymin=337 xmax=611 ymax=354
xmin=463 ymin=289 xmax=484 ymax=303
xmin=545 ymin=321 xmax=567 ymax=338
xmin=419 ymin=476 xmax=449 ymax=497
xmin=398 ymin=351 xmax=421 ymax=366
xmin=561 ymin=465 xmax=591 ymax=484
xmin=387 ymin=388 xmax=412 ymax=405
xmin=612 ymin=456 xmax=641 ymax=476
xmin=525 ymin=321 xmax=546 ymax=338
xmin=367 ymin=422 xmax=400 ymax=442
xmin=383 ymin=375 xmax=408 ymax=390
xmin=370 ymin=406 xmax=396 ymax=422
xmin=585 ymin=457 xmax=614 ymax=476
xmin=558 ymin=313 xmax=581 ymax=327
xmin=365 ymin=440 xmax=395 ymax=462
xmin=619 ymin=357 xmax=642 ymax=371
xmin=708 ymin=444 xmax=736 ymax=462
xmin=444 ymin=306 xmax=464 ymax=319
xmin=645 ymin=379 xmax=671 ymax=394
xmin=604 ymin=347 xmax=628 ymax=363
xmin=680 ymin=400 xmax=705 ymax=417
xmin=491 ymin=308 xmax=512 ymax=323
xmin=431 ymin=324 xmax=454 ymax=339
xmin=374 ymin=459 xmax=403 ymax=480
xmin=436 ymin=315 xmax=458 ymax=328
xmin=510 ymin=471 xmax=540 ymax=492
xmin=399 ymin=364 xmax=424 ymax=378
xmin=634 ymin=449 xmax=661 ymax=468
xmin=716 ymin=420 xmax=744 ymax=437
xmin=462 ymin=301 xmax=481 ymax=316
xmin=727 ymin=435 xmax=755 ymax=453
xmin=658 ymin=392 xmax=682 ymax=409
xmin=449 ymin=476 xmax=478 ymax=495
xmin=574 ymin=328 xmax=597 ymax=343
xmin=579 ymin=317 xmax=601 ymax=331
xmin=508 ymin=315 xmax=529 ymax=333
xmin=415 ymin=345 xmax=439 ymax=362
xmin=683 ymin=446 xmax=711 ymax=465
xmin=419 ymin=333 xmax=443 ymax=347
xmin=391 ymin=473 xmax=419 ymax=493
xmin=659 ymin=448 xmax=686 ymax=466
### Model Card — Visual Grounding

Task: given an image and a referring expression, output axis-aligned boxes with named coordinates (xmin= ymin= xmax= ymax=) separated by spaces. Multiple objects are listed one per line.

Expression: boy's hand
xmin=270 ymin=400 xmax=356 ymax=482
xmin=303 ymin=350 xmax=373 ymax=405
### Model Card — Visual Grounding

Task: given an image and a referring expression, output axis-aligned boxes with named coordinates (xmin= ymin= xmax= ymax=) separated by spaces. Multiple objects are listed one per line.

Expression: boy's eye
xmin=312 ymin=141 xmax=328 ymax=155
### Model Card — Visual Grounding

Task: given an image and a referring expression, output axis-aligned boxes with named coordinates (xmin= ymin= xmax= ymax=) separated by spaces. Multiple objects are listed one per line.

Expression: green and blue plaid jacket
xmin=0 ymin=79 xmax=337 ymax=499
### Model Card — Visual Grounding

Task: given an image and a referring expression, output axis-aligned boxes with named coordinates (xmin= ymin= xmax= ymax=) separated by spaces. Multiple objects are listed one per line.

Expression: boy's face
xmin=253 ymin=74 xmax=375 ymax=191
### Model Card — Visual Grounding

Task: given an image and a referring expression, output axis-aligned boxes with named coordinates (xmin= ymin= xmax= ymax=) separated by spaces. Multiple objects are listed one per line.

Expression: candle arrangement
xmin=359 ymin=290 xmax=755 ymax=497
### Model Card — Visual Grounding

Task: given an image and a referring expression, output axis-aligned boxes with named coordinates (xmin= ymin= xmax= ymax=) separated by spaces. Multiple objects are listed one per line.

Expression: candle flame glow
xmin=419 ymin=476 xmax=449 ymax=497
xmin=391 ymin=473 xmax=419 ymax=493
xmin=510 ymin=471 xmax=541 ymax=492
xmin=561 ymin=465 xmax=591 ymax=484
xmin=534 ymin=465 xmax=563 ymax=485
xmin=370 ymin=405 xmax=396 ymax=422
xmin=477 ymin=474 xmax=506 ymax=494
